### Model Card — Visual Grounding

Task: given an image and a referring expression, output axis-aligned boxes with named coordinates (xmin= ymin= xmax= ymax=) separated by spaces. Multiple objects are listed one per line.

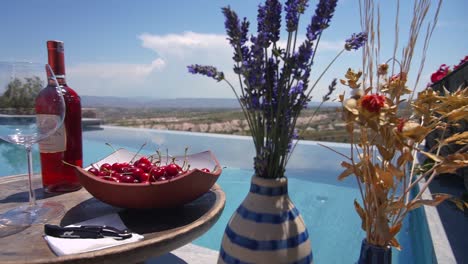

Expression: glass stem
xmin=25 ymin=144 xmax=36 ymax=207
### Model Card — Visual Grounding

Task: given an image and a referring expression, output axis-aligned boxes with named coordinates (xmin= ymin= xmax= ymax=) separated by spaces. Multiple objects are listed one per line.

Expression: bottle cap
xmin=47 ymin=40 xmax=66 ymax=77
xmin=47 ymin=40 xmax=64 ymax=53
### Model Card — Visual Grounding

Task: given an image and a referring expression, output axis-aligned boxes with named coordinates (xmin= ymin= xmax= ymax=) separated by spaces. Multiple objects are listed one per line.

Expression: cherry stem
xmin=182 ymin=146 xmax=189 ymax=170
xmin=166 ymin=148 xmax=169 ymax=165
xmin=156 ymin=150 xmax=162 ymax=163
xmin=131 ymin=142 xmax=147 ymax=163
xmin=105 ymin=142 xmax=117 ymax=153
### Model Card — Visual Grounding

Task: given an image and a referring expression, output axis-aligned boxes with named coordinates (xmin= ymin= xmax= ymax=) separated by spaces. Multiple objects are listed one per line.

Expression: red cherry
xmin=131 ymin=167 xmax=143 ymax=175
xmin=120 ymin=164 xmax=134 ymax=173
xmin=138 ymin=157 xmax=152 ymax=165
xmin=137 ymin=162 xmax=151 ymax=173
xmin=98 ymin=170 xmax=109 ymax=177
xmin=150 ymin=166 xmax=164 ymax=177
xmin=120 ymin=175 xmax=138 ymax=183
xmin=138 ymin=172 xmax=150 ymax=182
xmin=104 ymin=176 xmax=119 ymax=182
xmin=157 ymin=176 xmax=167 ymax=181
xmin=111 ymin=172 xmax=124 ymax=181
xmin=166 ymin=164 xmax=179 ymax=177
xmin=100 ymin=163 xmax=112 ymax=171
xmin=88 ymin=168 xmax=99 ymax=176
xmin=113 ymin=162 xmax=130 ymax=172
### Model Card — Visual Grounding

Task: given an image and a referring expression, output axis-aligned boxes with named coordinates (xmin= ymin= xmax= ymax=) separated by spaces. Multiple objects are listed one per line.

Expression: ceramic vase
xmin=218 ymin=176 xmax=313 ymax=264
xmin=357 ymin=239 xmax=392 ymax=264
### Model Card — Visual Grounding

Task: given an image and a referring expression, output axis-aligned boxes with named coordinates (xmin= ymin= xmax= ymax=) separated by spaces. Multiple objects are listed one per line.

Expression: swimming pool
xmin=0 ymin=126 xmax=436 ymax=263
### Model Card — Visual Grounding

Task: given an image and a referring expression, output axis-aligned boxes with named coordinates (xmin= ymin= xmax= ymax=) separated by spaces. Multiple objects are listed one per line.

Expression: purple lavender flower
xmin=257 ymin=0 xmax=282 ymax=47
xmin=306 ymin=0 xmax=338 ymax=42
xmin=285 ymin=0 xmax=300 ymax=32
xmin=250 ymin=94 xmax=262 ymax=109
xmin=254 ymin=145 xmax=271 ymax=176
xmin=289 ymin=81 xmax=305 ymax=96
xmin=187 ymin=65 xmax=224 ymax=82
xmin=222 ymin=7 xmax=241 ymax=46
xmin=240 ymin=18 xmax=250 ymax=46
xmin=289 ymin=81 xmax=308 ymax=111
xmin=322 ymin=78 xmax=337 ymax=101
xmin=287 ymin=128 xmax=299 ymax=152
xmin=257 ymin=4 xmax=268 ymax=46
xmin=266 ymin=0 xmax=282 ymax=43
xmin=345 ymin=32 xmax=368 ymax=51
xmin=188 ymin=0 xmax=350 ymax=179
xmin=222 ymin=7 xmax=250 ymax=63
xmin=285 ymin=0 xmax=309 ymax=32
xmin=265 ymin=57 xmax=279 ymax=93
xmin=292 ymin=41 xmax=313 ymax=78
xmin=245 ymin=36 xmax=266 ymax=90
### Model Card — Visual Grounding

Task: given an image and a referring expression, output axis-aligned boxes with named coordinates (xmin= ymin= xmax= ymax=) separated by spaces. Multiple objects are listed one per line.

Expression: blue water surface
xmin=0 ymin=126 xmax=434 ymax=264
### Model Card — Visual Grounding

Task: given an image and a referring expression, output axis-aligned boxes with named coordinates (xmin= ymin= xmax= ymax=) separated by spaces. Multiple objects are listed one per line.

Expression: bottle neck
xmin=56 ymin=76 xmax=67 ymax=86
xmin=47 ymin=41 xmax=67 ymax=84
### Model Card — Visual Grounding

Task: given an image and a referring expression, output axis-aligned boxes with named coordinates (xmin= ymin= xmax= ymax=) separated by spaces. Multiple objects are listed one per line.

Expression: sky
xmin=0 ymin=0 xmax=467 ymax=101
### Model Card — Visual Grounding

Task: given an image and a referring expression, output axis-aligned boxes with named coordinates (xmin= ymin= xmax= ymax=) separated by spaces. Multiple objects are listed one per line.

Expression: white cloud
xmin=69 ymin=58 xmax=166 ymax=79
xmin=317 ymin=40 xmax=346 ymax=51
xmin=68 ymin=31 xmax=347 ymax=98
xmin=67 ymin=59 xmax=167 ymax=96
xmin=139 ymin=31 xmax=229 ymax=58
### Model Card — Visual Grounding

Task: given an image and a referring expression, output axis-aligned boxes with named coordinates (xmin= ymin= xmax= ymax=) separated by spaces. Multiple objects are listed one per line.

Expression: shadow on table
xmin=60 ymin=191 xmax=217 ymax=234
xmin=144 ymin=253 xmax=188 ymax=264
xmin=0 ymin=187 xmax=62 ymax=204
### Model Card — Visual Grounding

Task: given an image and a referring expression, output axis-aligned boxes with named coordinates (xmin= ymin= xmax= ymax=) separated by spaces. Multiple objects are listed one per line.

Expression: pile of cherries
xmin=87 ymin=155 xmax=210 ymax=184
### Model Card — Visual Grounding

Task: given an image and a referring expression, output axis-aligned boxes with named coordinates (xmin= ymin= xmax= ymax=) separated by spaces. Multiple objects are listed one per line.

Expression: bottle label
xmin=38 ymin=114 xmax=66 ymax=153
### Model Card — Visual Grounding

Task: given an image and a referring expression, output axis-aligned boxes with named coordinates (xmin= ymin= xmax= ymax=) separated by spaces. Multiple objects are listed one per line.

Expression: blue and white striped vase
xmin=218 ymin=176 xmax=313 ymax=264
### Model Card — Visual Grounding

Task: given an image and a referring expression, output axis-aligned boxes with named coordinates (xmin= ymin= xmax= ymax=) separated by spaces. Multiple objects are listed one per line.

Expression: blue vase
xmin=357 ymin=239 xmax=392 ymax=264
xmin=218 ymin=176 xmax=313 ymax=264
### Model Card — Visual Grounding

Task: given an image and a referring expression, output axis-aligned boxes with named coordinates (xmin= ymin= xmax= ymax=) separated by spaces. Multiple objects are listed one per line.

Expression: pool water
xmin=0 ymin=126 xmax=435 ymax=263
xmin=198 ymin=167 xmax=437 ymax=264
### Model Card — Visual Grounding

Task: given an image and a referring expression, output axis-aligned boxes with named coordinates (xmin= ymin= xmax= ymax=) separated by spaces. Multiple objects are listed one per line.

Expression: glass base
xmin=0 ymin=210 xmax=31 ymax=238
xmin=0 ymin=201 xmax=65 ymax=238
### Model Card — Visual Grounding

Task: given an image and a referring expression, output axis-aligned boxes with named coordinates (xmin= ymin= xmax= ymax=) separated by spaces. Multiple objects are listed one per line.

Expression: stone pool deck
xmin=144 ymin=244 xmax=218 ymax=264
xmin=429 ymin=174 xmax=467 ymax=264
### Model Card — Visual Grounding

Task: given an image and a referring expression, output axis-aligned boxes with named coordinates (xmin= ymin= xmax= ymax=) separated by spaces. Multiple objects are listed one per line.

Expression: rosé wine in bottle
xmin=37 ymin=40 xmax=82 ymax=193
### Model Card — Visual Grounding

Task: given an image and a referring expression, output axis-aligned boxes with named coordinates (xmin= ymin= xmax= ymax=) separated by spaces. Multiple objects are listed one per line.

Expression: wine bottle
xmin=38 ymin=40 xmax=82 ymax=193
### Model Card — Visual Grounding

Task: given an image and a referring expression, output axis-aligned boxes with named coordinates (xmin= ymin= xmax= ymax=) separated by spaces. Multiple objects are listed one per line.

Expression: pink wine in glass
xmin=37 ymin=40 xmax=82 ymax=193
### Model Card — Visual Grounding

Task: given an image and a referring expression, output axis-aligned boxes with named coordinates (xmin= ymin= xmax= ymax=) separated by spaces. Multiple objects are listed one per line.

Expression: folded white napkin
xmin=44 ymin=214 xmax=144 ymax=256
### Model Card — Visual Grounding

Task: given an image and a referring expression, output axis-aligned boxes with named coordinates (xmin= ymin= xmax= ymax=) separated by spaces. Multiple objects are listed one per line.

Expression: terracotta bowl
xmin=73 ymin=148 xmax=222 ymax=209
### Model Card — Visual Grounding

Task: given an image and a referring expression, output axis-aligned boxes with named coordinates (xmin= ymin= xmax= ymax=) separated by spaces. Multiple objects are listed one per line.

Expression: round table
xmin=0 ymin=175 xmax=225 ymax=264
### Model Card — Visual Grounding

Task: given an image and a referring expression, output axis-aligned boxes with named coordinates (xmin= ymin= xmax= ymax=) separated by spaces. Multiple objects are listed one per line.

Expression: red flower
xmin=397 ymin=118 xmax=407 ymax=133
xmin=361 ymin=94 xmax=386 ymax=113
xmin=454 ymin=55 xmax=468 ymax=70
xmin=430 ymin=64 xmax=450 ymax=83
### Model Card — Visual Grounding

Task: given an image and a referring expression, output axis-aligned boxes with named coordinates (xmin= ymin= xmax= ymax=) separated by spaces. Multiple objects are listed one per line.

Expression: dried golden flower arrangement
xmin=333 ymin=0 xmax=468 ymax=249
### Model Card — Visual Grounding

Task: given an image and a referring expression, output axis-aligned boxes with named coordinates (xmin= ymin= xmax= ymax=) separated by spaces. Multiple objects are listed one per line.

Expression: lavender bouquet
xmin=188 ymin=0 xmax=366 ymax=179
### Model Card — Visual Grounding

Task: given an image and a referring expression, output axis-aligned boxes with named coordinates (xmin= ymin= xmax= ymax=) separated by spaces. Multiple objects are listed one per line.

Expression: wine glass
xmin=0 ymin=61 xmax=66 ymax=237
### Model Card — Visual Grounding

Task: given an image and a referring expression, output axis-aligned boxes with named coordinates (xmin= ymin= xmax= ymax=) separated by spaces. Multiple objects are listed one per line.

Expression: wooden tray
xmin=0 ymin=175 xmax=225 ymax=264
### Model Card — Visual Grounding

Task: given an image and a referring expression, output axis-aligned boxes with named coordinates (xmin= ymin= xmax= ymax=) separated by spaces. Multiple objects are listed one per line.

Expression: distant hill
xmin=81 ymin=96 xmax=340 ymax=109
